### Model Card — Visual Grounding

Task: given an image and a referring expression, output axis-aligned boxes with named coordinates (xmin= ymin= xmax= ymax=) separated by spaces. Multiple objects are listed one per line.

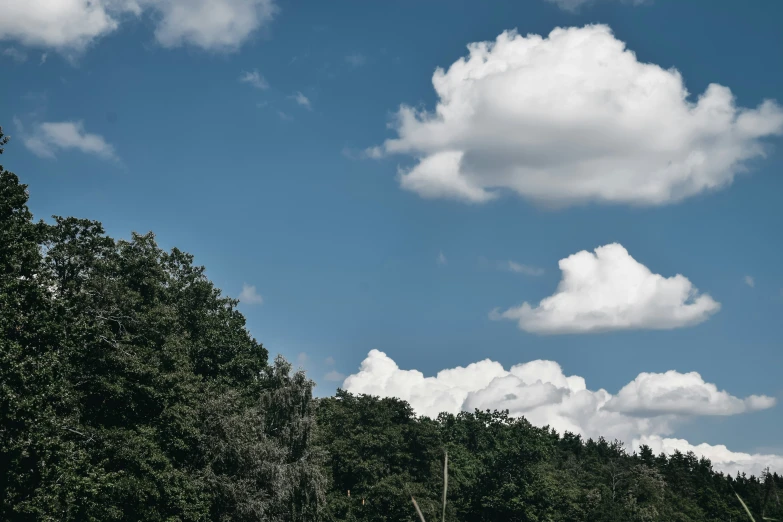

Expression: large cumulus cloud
xmin=374 ymin=25 xmax=783 ymax=206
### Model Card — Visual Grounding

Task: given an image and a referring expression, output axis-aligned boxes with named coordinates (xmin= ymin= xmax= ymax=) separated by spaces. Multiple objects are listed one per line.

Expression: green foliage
xmin=0 ymin=137 xmax=326 ymax=521
xmin=316 ymin=392 xmax=783 ymax=522
xmin=0 ymin=126 xmax=9 ymax=154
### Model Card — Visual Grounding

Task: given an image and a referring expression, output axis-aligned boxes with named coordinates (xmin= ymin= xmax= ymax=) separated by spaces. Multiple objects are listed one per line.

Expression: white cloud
xmin=546 ymin=0 xmax=591 ymax=10
xmin=343 ymin=349 xmax=780 ymax=476
xmin=291 ymin=91 xmax=311 ymax=109
xmin=492 ymin=243 xmax=720 ymax=334
xmin=345 ymin=52 xmax=366 ymax=67
xmin=239 ymin=69 xmax=268 ymax=89
xmin=507 ymin=260 xmax=544 ymax=276
xmin=3 ymin=47 xmax=28 ymax=62
xmin=364 ymin=146 xmax=384 ymax=160
xmin=638 ymin=436 xmax=783 ymax=479
xmin=0 ymin=0 xmax=119 ymax=51
xmin=605 ymin=371 xmax=776 ymax=416
xmin=238 ymin=283 xmax=263 ymax=305
xmin=0 ymin=0 xmax=277 ymax=53
xmin=546 ymin=0 xmax=649 ymax=13
xmin=20 ymin=120 xmax=117 ymax=160
xmin=744 ymin=275 xmax=755 ymax=288
xmin=373 ymin=25 xmax=783 ymax=207
xmin=437 ymin=251 xmax=447 ymax=265
xmin=146 ymin=0 xmax=277 ymax=51
xmin=324 ymin=370 xmax=345 ymax=382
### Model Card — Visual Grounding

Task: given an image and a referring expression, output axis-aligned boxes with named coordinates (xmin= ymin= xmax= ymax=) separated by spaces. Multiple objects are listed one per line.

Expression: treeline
xmin=1 ymin=129 xmax=781 ymax=521
xmin=316 ymin=392 xmax=782 ymax=521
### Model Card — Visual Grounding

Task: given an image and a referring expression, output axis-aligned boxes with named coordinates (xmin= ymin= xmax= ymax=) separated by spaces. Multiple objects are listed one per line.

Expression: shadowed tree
xmin=1 ymin=128 xmax=326 ymax=520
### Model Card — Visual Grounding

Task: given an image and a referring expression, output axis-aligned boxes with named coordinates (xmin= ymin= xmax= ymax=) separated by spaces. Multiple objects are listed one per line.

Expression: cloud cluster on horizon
xmin=342 ymin=349 xmax=781 ymax=477
xmin=492 ymin=243 xmax=721 ymax=334
xmin=0 ymin=0 xmax=277 ymax=53
xmin=371 ymin=24 xmax=783 ymax=207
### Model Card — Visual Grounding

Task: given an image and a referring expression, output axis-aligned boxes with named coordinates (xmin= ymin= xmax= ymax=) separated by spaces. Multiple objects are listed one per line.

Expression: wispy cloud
xmin=17 ymin=119 xmax=117 ymax=161
xmin=238 ymin=69 xmax=269 ymax=89
xmin=437 ymin=251 xmax=447 ymax=266
xmin=2 ymin=47 xmax=27 ymax=62
xmin=278 ymin=110 xmax=292 ymax=121
xmin=291 ymin=91 xmax=311 ymax=109
xmin=744 ymin=275 xmax=755 ymax=288
xmin=345 ymin=52 xmax=366 ymax=67
xmin=506 ymin=260 xmax=544 ymax=276
xmin=238 ymin=283 xmax=263 ymax=304
xmin=342 ymin=145 xmax=385 ymax=160
xmin=364 ymin=146 xmax=384 ymax=159
xmin=324 ymin=370 xmax=346 ymax=382
xmin=545 ymin=0 xmax=650 ymax=13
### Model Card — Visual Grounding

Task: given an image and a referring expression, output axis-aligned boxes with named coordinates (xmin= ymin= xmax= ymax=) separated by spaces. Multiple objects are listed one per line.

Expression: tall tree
xmin=0 ymin=130 xmax=326 ymax=520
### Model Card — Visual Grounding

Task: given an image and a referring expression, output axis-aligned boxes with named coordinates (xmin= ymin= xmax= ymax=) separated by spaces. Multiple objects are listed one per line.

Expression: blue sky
xmin=2 ymin=0 xmax=782 ymax=476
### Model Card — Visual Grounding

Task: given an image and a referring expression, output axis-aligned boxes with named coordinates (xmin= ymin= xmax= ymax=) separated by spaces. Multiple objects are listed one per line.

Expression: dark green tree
xmin=0 ymin=131 xmax=326 ymax=520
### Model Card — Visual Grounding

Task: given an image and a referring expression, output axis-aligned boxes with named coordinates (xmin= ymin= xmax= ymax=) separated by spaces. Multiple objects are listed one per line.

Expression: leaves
xmin=1 ymin=155 xmax=324 ymax=520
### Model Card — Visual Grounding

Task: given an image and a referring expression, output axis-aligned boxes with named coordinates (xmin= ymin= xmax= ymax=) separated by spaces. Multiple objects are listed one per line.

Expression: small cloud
xmin=18 ymin=120 xmax=117 ymax=161
xmin=544 ymin=0 xmax=592 ymax=11
xmin=364 ymin=146 xmax=384 ymax=159
xmin=545 ymin=0 xmax=650 ymax=13
xmin=493 ymin=243 xmax=720 ymax=334
xmin=39 ymin=53 xmax=47 ymax=65
xmin=325 ymin=356 xmax=336 ymax=366
xmin=238 ymin=283 xmax=263 ymax=305
xmin=744 ymin=275 xmax=755 ymax=288
xmin=297 ymin=352 xmax=309 ymax=368
xmin=437 ymin=251 xmax=447 ymax=265
xmin=277 ymin=110 xmax=292 ymax=121
xmin=342 ymin=146 xmax=384 ymax=160
xmin=291 ymin=91 xmax=311 ymax=109
xmin=239 ymin=69 xmax=269 ymax=90
xmin=345 ymin=52 xmax=366 ymax=67
xmin=506 ymin=260 xmax=544 ymax=276
xmin=324 ymin=370 xmax=346 ymax=382
xmin=256 ymin=101 xmax=268 ymax=109
xmin=3 ymin=47 xmax=28 ymax=62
